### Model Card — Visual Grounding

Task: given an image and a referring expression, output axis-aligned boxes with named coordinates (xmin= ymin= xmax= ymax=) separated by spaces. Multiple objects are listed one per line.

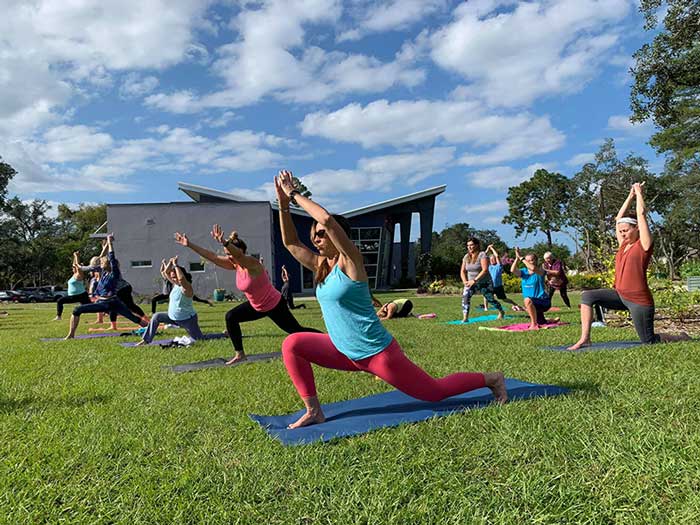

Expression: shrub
xmin=680 ymin=260 xmax=700 ymax=278
xmin=655 ymin=287 xmax=700 ymax=320
xmin=567 ymin=273 xmax=605 ymax=290
xmin=502 ymin=272 xmax=521 ymax=294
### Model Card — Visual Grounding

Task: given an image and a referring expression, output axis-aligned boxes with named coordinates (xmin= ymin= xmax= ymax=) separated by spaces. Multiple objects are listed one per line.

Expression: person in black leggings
xmin=54 ymin=252 xmax=91 ymax=320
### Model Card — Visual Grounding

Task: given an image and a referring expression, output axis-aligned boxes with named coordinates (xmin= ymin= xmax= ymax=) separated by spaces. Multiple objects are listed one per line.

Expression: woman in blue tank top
xmin=274 ymin=170 xmax=508 ymax=429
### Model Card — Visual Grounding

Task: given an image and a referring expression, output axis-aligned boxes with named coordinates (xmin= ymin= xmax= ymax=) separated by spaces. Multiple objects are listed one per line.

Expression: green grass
xmin=2 ymin=293 xmax=700 ymax=524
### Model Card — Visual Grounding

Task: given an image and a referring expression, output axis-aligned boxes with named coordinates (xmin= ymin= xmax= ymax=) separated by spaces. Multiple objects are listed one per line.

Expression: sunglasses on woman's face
xmin=313 ymin=229 xmax=326 ymax=239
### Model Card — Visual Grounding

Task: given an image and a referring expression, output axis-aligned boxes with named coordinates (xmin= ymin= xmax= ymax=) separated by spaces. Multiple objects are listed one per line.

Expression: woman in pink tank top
xmin=175 ymin=226 xmax=321 ymax=364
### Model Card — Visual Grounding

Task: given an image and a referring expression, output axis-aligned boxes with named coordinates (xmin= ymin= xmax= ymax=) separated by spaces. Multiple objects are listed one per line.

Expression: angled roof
xmin=177 ymin=181 xmax=446 ymax=218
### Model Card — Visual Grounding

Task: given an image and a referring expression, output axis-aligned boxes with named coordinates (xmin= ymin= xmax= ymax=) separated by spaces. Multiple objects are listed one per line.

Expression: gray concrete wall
xmin=106 ymin=202 xmax=273 ymax=298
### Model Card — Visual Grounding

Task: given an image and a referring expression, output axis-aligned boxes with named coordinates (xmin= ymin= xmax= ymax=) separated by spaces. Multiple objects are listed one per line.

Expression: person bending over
xmin=65 ymin=235 xmax=147 ymax=339
xmin=53 ymin=251 xmax=91 ymax=321
xmin=175 ymin=226 xmax=321 ymax=365
xmin=460 ymin=238 xmax=504 ymax=323
xmin=274 ymin=169 xmax=507 ymax=429
xmin=510 ymin=248 xmax=553 ymax=330
xmin=568 ymin=183 xmax=688 ymax=350
xmin=137 ymin=256 xmax=204 ymax=346
xmin=377 ymin=298 xmax=414 ymax=320
xmin=543 ymin=251 xmax=571 ymax=308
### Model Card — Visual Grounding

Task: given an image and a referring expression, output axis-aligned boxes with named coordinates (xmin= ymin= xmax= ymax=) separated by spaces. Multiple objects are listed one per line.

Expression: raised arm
xmin=274 ymin=173 xmax=321 ymax=272
xmin=633 ymin=183 xmax=652 ymax=251
xmin=487 ymin=244 xmax=500 ymax=260
xmin=174 ymin=232 xmax=235 ymax=270
xmin=510 ymin=248 xmax=521 ymax=274
xmin=616 ymin=185 xmax=637 ymax=246
xmin=211 ymin=225 xmax=261 ymax=274
xmin=171 ymin=257 xmax=193 ymax=297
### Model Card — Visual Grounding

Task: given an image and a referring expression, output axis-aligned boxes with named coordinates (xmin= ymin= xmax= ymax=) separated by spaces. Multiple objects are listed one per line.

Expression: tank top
xmin=67 ymin=276 xmax=85 ymax=296
xmin=462 ymin=252 xmax=488 ymax=281
xmin=391 ymin=298 xmax=408 ymax=310
xmin=316 ymin=265 xmax=393 ymax=361
xmin=615 ymin=240 xmax=654 ymax=306
xmin=167 ymin=286 xmax=196 ymax=321
xmin=236 ymin=267 xmax=281 ymax=312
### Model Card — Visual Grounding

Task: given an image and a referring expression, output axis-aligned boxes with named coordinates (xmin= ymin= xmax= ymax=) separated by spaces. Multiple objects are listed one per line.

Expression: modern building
xmin=103 ymin=182 xmax=445 ymax=298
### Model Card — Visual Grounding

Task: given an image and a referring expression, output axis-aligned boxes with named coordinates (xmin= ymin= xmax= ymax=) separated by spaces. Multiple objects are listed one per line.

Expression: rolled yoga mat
xmin=163 ymin=352 xmax=282 ymax=373
xmin=121 ymin=332 xmax=228 ymax=347
xmin=250 ymin=378 xmax=570 ymax=446
xmin=479 ymin=322 xmax=568 ymax=332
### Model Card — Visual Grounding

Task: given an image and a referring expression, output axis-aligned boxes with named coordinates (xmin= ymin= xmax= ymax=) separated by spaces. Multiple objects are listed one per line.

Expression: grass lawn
xmin=2 ymin=292 xmax=700 ymax=524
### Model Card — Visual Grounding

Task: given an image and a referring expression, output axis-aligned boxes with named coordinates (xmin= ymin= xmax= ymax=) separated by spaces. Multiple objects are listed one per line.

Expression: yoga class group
xmin=48 ymin=172 xmax=688 ymax=430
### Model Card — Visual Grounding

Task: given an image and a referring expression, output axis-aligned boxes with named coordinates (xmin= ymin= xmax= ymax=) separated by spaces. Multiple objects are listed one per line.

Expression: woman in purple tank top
xmin=175 ymin=226 xmax=320 ymax=364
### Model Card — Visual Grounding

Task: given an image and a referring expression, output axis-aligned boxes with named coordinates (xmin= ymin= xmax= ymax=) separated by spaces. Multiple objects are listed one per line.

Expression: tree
xmin=503 ymin=168 xmax=570 ymax=248
xmin=631 ymin=0 xmax=700 ymax=167
xmin=567 ymin=139 xmax=657 ymax=270
xmin=0 ymin=156 xmax=17 ymax=208
xmin=428 ymin=223 xmax=507 ymax=277
xmin=275 ymin=176 xmax=312 ymax=208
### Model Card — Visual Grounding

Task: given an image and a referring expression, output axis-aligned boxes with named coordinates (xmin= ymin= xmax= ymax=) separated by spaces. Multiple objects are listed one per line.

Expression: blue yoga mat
xmin=121 ymin=332 xmax=228 ymax=347
xmin=544 ymin=341 xmax=644 ymax=352
xmin=250 ymin=378 xmax=569 ymax=446
xmin=41 ymin=332 xmax=125 ymax=342
xmin=444 ymin=314 xmax=514 ymax=325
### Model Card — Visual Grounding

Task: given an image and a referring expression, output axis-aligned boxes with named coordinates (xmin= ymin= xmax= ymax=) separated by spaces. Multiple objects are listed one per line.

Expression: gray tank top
xmin=462 ymin=252 xmax=487 ymax=281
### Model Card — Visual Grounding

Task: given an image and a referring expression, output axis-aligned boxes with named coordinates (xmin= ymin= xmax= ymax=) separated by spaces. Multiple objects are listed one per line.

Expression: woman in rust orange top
xmin=568 ymin=183 xmax=685 ymax=350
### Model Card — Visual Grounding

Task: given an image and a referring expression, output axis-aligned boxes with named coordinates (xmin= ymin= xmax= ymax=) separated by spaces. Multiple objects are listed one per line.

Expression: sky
xmin=0 ymin=0 xmax=664 ymax=246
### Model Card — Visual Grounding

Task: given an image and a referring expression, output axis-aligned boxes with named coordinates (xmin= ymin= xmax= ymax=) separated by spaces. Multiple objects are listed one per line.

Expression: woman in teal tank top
xmin=53 ymin=251 xmax=91 ymax=321
xmin=274 ymin=170 xmax=508 ymax=429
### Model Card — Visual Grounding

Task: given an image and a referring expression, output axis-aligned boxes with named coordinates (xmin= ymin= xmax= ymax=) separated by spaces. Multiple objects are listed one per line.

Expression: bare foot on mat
xmin=484 ymin=372 xmax=508 ymax=404
xmin=225 ymin=352 xmax=247 ymax=365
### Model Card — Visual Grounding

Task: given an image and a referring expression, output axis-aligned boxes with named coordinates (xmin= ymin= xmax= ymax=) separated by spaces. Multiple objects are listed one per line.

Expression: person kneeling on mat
xmin=377 ymin=298 xmax=413 ymax=320
xmin=568 ymin=183 xmax=689 ymax=350
xmin=274 ymin=169 xmax=507 ymax=429
xmin=511 ymin=248 xmax=554 ymax=330
xmin=65 ymin=235 xmax=147 ymax=339
xmin=136 ymin=256 xmax=204 ymax=346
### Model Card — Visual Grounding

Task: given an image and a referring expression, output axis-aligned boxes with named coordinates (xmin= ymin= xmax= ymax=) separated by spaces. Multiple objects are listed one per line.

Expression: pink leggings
xmin=281 ymin=333 xmax=486 ymax=401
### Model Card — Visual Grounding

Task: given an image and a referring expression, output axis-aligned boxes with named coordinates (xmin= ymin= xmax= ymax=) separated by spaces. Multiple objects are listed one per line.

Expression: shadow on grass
xmin=0 ymin=393 xmax=112 ymax=414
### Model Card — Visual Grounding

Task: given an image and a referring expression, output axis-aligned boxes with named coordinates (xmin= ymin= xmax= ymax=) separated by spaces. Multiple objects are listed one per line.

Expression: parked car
xmin=19 ymin=287 xmax=58 ymax=302
xmin=0 ymin=290 xmax=28 ymax=303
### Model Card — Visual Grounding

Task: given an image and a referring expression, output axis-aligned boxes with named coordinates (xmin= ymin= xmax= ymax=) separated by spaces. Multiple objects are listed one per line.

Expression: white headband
xmin=617 ymin=217 xmax=638 ymax=226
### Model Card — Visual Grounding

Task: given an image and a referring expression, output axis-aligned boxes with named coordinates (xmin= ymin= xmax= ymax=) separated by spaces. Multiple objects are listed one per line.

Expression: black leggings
xmin=225 ymin=298 xmax=321 ymax=353
xmin=151 ymin=293 xmax=210 ymax=313
xmin=581 ymin=288 xmax=659 ymax=344
xmin=111 ymin=286 xmax=145 ymax=322
xmin=73 ymin=297 xmax=144 ymax=325
xmin=57 ymin=292 xmax=91 ymax=317
xmin=548 ymin=285 xmax=571 ymax=308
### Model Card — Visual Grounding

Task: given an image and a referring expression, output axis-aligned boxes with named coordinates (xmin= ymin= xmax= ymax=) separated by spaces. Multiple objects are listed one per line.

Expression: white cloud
xmin=338 ymin=0 xmax=447 ymax=41
xmin=429 ymin=0 xmax=631 ymax=107
xmin=0 ymin=0 xmax=212 ymax=139
xmin=146 ymin=0 xmax=424 ymax=113
xmin=566 ymin=152 xmax=595 ymax=166
xmin=466 ymin=163 xmax=553 ymax=189
xmin=119 ymin=74 xmax=160 ymax=98
xmin=301 ymin=99 xmax=565 ymax=164
xmin=39 ymin=125 xmax=114 ymax=163
xmin=461 ymin=199 xmax=508 ymax=214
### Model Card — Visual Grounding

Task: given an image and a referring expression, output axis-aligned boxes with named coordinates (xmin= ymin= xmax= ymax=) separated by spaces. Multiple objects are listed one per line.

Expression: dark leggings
xmin=548 ymin=285 xmax=571 ymax=308
xmin=225 ymin=297 xmax=321 ymax=353
xmin=110 ymin=286 xmax=145 ymax=322
xmin=73 ymin=297 xmax=144 ymax=325
xmin=57 ymin=292 xmax=91 ymax=317
xmin=581 ymin=288 xmax=659 ymax=344
xmin=462 ymin=279 xmax=503 ymax=316
xmin=151 ymin=293 xmax=209 ymax=314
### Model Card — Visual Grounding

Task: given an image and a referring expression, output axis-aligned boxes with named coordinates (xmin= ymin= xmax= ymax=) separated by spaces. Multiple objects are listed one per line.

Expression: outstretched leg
xmin=267 ymin=299 xmax=322 ymax=335
xmin=224 ymin=301 xmax=266 ymax=364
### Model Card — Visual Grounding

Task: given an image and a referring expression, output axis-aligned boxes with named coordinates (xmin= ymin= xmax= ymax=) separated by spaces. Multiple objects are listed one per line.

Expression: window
xmin=131 ymin=260 xmax=152 ymax=268
xmin=189 ymin=262 xmax=205 ymax=273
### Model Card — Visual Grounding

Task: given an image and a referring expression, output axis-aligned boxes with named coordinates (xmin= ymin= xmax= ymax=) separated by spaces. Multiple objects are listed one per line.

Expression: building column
xmin=418 ymin=200 xmax=435 ymax=254
xmin=399 ymin=213 xmax=411 ymax=281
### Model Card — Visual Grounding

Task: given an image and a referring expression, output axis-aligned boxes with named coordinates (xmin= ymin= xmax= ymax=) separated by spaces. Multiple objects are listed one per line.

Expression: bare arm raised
xmin=174 ymin=232 xmax=235 ymax=270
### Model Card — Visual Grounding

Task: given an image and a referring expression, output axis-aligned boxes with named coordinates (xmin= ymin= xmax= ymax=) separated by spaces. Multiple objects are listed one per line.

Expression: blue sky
xmin=0 ymin=0 xmax=663 ymax=245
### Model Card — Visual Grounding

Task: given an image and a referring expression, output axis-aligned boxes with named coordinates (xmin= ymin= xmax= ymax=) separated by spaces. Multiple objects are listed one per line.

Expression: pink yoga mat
xmin=479 ymin=322 xmax=568 ymax=332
